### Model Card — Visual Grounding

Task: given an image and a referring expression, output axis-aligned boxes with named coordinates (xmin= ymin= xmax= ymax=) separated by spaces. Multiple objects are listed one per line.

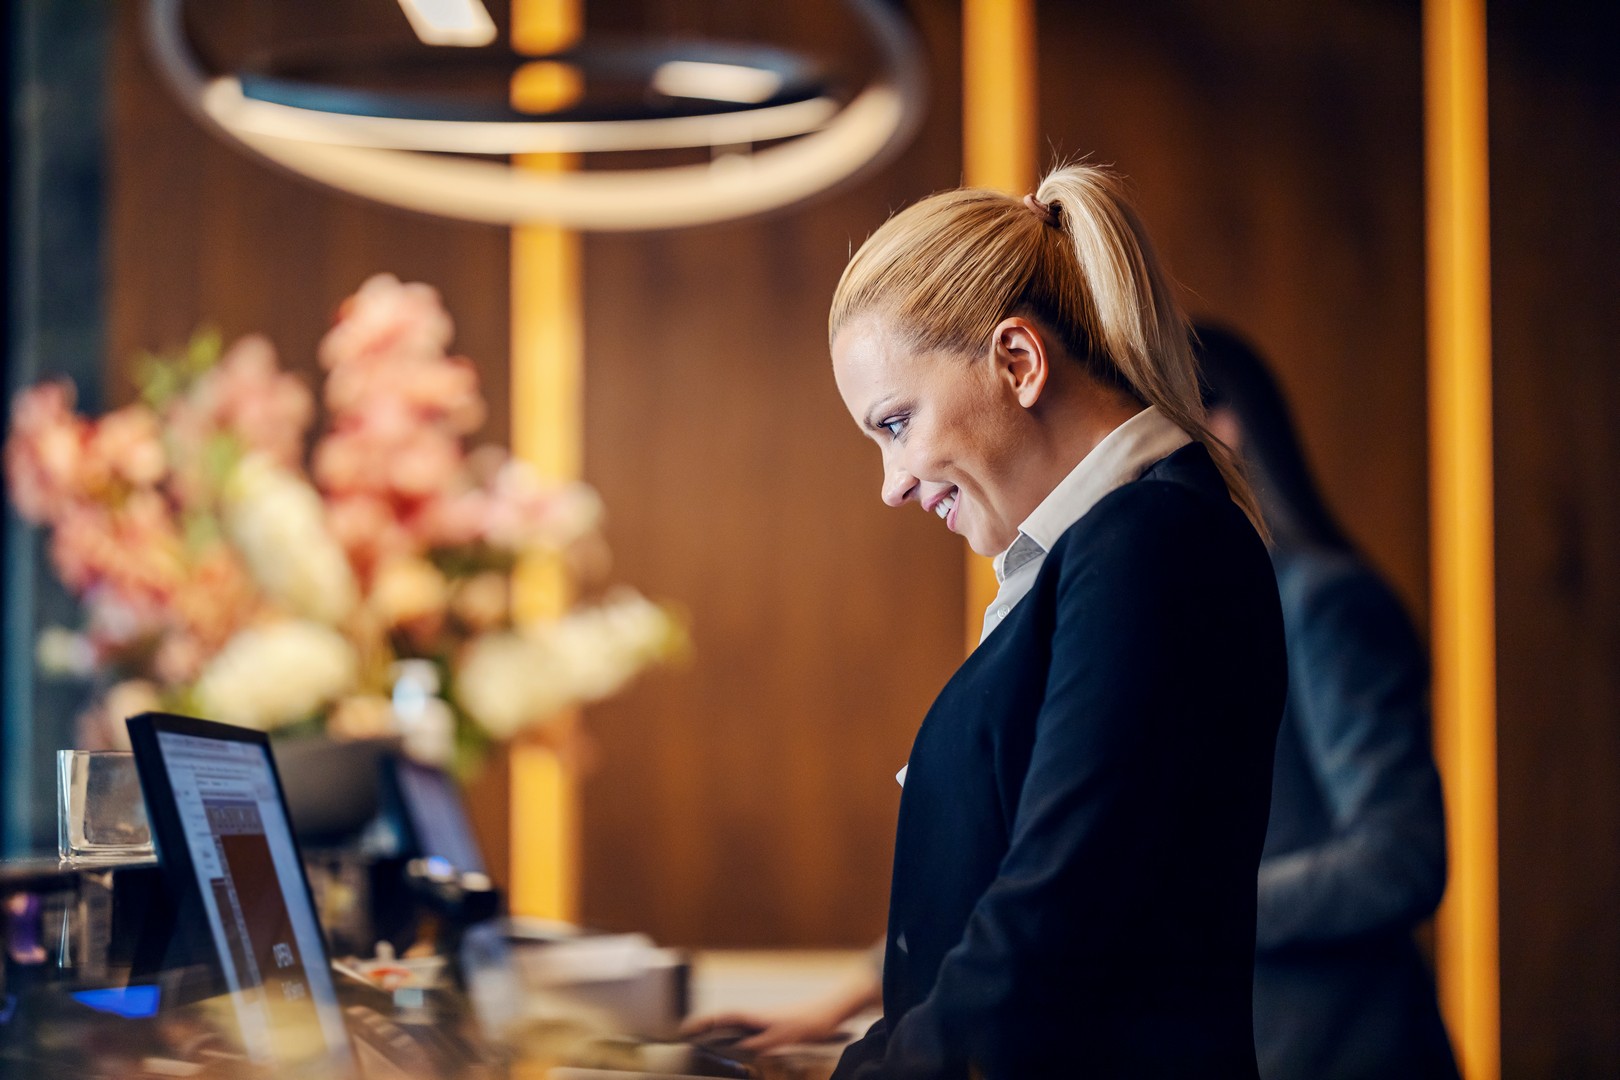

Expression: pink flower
xmin=50 ymin=492 xmax=186 ymax=617
xmin=5 ymin=381 xmax=88 ymax=522
xmin=484 ymin=461 xmax=603 ymax=551
xmin=84 ymin=405 xmax=166 ymax=489
xmin=326 ymin=493 xmax=415 ymax=577
xmin=319 ymin=274 xmax=455 ymax=372
xmin=410 ymin=488 xmax=490 ymax=549
xmin=173 ymin=335 xmax=313 ymax=469
xmin=311 ymin=430 xmax=372 ymax=494
xmin=83 ymin=588 xmax=167 ymax=654
xmin=212 ymin=336 xmax=314 ymax=463
xmin=161 ymin=336 xmax=313 ymax=512
xmin=388 ymin=430 xmax=463 ymax=498
xmin=323 ymin=353 xmax=484 ymax=434
xmin=60 ymin=516 xmax=258 ymax=685
xmin=168 ymin=545 xmax=263 ymax=655
xmin=315 ymin=405 xmax=467 ymax=502
xmin=50 ymin=508 xmax=117 ymax=594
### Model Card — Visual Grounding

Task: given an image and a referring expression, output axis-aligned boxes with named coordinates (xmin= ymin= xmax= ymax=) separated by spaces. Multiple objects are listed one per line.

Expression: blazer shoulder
xmin=1050 ymin=454 xmax=1263 ymax=577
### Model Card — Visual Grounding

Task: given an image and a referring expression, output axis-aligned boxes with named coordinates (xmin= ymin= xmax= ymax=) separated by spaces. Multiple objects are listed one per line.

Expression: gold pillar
xmin=961 ymin=0 xmax=1036 ymax=650
xmin=509 ymin=0 xmax=584 ymax=923
xmin=1424 ymin=0 xmax=1499 ymax=1074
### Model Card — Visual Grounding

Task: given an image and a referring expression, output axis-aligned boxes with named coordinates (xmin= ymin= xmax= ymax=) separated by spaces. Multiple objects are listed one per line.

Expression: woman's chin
xmin=963 ymin=529 xmax=1011 ymax=559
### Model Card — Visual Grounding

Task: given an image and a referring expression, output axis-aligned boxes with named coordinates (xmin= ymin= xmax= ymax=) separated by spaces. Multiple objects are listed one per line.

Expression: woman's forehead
xmin=833 ymin=317 xmax=927 ymax=389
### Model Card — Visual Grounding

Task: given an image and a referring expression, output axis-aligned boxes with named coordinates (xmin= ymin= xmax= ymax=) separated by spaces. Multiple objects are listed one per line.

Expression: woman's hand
xmin=682 ymin=971 xmax=882 ymax=1052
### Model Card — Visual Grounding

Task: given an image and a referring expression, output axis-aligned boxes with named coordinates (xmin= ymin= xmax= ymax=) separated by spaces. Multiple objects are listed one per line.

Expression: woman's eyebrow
xmin=863 ymin=395 xmax=900 ymax=430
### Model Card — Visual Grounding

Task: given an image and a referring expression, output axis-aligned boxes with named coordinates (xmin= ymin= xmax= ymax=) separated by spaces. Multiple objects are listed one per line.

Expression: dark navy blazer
xmin=834 ymin=444 xmax=1287 ymax=1079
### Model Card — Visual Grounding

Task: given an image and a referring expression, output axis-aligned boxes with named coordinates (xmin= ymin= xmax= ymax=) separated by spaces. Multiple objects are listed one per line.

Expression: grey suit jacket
xmin=1254 ymin=547 xmax=1459 ymax=1079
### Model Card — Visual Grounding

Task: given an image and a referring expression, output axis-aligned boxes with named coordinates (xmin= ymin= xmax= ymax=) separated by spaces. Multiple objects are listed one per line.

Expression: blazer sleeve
xmin=841 ymin=490 xmax=1271 ymax=1079
xmin=1255 ymin=558 xmax=1448 ymax=951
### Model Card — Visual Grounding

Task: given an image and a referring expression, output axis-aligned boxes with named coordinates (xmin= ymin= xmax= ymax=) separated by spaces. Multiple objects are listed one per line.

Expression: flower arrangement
xmin=6 ymin=274 xmax=685 ymax=769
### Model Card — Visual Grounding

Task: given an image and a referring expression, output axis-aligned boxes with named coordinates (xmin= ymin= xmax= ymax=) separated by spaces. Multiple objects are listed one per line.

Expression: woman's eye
xmin=881 ymin=417 xmax=907 ymax=438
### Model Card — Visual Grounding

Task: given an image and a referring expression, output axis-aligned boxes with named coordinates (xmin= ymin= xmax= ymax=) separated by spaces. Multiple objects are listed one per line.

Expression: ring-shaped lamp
xmin=143 ymin=0 xmax=928 ymax=231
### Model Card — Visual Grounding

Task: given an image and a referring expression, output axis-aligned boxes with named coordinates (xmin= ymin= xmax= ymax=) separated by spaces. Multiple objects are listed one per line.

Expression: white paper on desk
xmin=549 ymin=1070 xmax=706 ymax=1080
xmin=512 ymin=934 xmax=687 ymax=1040
xmin=518 ymin=933 xmax=664 ymax=984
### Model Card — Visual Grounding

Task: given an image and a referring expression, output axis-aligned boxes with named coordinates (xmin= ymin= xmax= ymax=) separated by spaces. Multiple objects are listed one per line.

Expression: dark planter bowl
xmin=272 ymin=733 xmax=401 ymax=849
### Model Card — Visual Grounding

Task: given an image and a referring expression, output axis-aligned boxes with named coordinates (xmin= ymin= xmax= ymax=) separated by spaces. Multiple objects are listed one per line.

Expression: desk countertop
xmin=688 ymin=949 xmax=872 ymax=1017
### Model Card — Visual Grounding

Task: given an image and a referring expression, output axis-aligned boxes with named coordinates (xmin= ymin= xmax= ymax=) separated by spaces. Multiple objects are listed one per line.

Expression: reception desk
xmin=0 ymin=857 xmax=864 ymax=1079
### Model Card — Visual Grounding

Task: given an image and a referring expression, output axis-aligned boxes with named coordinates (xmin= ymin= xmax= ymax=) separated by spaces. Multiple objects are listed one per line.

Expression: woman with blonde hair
xmin=824 ymin=165 xmax=1287 ymax=1078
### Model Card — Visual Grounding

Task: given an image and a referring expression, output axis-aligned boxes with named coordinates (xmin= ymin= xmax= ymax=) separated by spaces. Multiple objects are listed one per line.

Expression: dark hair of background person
xmin=1193 ymin=323 xmax=1353 ymax=554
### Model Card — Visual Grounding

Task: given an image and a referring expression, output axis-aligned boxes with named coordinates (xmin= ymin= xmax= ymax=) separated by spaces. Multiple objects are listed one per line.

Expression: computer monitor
xmin=126 ymin=712 xmax=354 ymax=1077
xmin=378 ymin=754 xmax=486 ymax=875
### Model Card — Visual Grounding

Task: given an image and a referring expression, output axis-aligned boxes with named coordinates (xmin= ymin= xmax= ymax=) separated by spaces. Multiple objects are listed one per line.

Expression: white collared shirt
xmin=978 ymin=405 xmax=1192 ymax=645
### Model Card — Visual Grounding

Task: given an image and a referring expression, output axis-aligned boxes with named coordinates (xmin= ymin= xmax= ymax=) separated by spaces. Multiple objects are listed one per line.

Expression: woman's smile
xmin=925 ymin=486 xmax=960 ymax=531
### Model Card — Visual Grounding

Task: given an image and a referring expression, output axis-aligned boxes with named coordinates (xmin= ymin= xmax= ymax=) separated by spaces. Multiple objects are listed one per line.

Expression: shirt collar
xmin=992 ymin=406 xmax=1194 ymax=583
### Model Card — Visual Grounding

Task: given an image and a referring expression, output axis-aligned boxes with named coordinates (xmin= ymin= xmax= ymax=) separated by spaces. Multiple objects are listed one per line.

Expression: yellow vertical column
xmin=509 ymin=0 xmax=584 ymax=923
xmin=961 ymin=0 xmax=1036 ymax=650
xmin=1424 ymin=0 xmax=1499 ymax=1075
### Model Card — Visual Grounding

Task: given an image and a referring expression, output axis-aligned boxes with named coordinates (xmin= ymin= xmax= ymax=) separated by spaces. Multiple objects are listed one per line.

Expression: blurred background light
xmin=397 ymin=0 xmax=498 ymax=48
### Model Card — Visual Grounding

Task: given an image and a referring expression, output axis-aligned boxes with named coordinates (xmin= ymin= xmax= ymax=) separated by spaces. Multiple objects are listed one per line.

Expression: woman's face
xmin=832 ymin=314 xmax=1036 ymax=557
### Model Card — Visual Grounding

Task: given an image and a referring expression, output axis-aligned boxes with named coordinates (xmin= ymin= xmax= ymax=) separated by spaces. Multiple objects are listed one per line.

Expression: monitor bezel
xmin=376 ymin=751 xmax=488 ymax=874
xmin=125 ymin=710 xmax=355 ymax=1071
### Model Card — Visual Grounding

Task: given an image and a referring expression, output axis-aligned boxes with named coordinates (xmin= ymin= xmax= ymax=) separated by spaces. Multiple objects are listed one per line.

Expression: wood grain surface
xmin=1488 ymin=3 xmax=1620 ymax=1073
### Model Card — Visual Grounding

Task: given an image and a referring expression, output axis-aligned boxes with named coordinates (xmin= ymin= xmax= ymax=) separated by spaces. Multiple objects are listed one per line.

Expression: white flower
xmin=36 ymin=627 xmax=96 ymax=676
xmin=456 ymin=591 xmax=681 ymax=739
xmin=539 ymin=592 xmax=675 ymax=701
xmin=455 ymin=632 xmax=570 ymax=740
xmin=369 ymin=556 xmax=449 ymax=627
xmin=194 ymin=620 xmax=358 ymax=731
xmin=224 ymin=455 xmax=358 ymax=624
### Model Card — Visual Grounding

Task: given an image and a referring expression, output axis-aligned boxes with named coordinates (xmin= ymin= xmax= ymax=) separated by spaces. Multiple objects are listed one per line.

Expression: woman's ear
xmin=989 ymin=316 xmax=1050 ymax=409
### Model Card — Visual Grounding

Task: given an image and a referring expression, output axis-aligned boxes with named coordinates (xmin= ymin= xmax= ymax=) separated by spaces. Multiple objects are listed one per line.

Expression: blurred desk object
xmin=0 ymin=858 xmax=81 ymax=896
xmin=465 ymin=948 xmax=871 ymax=1080
xmin=1 ymin=854 xmax=867 ymax=1079
xmin=688 ymin=950 xmax=872 ymax=1021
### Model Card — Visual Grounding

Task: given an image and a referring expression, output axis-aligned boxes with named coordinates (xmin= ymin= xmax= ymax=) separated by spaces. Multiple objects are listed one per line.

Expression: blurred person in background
xmin=1196 ymin=323 xmax=1459 ymax=1080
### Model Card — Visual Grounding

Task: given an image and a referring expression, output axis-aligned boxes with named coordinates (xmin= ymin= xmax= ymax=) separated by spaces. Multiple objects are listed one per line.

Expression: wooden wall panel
xmin=1489 ymin=3 xmax=1620 ymax=1074
xmin=1034 ymin=0 xmax=1430 ymax=623
xmin=574 ymin=0 xmax=967 ymax=947
xmin=105 ymin=2 xmax=515 ymax=882
xmin=107 ymin=4 xmax=512 ymax=438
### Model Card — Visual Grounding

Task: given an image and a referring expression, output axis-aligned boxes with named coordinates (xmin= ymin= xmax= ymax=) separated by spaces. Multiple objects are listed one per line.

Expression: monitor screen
xmin=390 ymin=757 xmax=486 ymax=874
xmin=130 ymin=715 xmax=353 ymax=1076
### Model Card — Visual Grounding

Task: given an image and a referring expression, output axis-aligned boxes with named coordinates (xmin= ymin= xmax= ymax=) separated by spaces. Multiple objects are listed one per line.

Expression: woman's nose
xmin=882 ymin=466 xmax=917 ymax=508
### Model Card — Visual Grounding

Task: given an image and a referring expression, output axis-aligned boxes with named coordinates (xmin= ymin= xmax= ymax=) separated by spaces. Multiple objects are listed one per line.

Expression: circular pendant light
xmin=143 ymin=0 xmax=928 ymax=231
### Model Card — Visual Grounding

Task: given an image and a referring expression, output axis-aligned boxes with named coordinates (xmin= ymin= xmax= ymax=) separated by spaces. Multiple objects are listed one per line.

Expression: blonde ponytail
xmin=831 ymin=162 xmax=1267 ymax=539
xmin=1034 ymin=166 xmax=1266 ymax=538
